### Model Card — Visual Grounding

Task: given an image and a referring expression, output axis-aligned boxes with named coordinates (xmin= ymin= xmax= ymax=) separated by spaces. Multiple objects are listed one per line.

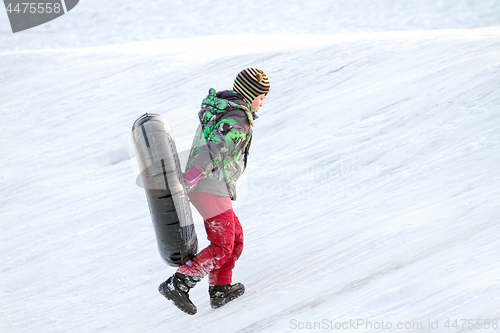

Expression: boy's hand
xmin=183 ymin=167 xmax=203 ymax=192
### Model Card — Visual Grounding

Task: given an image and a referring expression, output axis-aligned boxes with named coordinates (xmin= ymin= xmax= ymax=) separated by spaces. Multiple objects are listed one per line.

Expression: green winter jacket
xmin=186 ymin=88 xmax=256 ymax=200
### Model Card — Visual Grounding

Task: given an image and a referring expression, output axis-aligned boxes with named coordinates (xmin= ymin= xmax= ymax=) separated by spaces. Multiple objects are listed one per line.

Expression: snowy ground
xmin=1 ymin=1 xmax=500 ymax=333
xmin=2 ymin=0 xmax=500 ymax=51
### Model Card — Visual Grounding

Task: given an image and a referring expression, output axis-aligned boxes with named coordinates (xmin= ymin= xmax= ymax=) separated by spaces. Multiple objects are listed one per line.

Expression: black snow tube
xmin=131 ymin=113 xmax=197 ymax=267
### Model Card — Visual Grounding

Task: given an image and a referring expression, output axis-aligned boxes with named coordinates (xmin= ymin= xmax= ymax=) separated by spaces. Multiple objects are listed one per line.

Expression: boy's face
xmin=251 ymin=94 xmax=266 ymax=112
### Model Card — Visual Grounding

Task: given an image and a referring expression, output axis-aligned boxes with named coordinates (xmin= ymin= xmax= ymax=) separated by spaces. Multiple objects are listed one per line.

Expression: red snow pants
xmin=177 ymin=191 xmax=243 ymax=286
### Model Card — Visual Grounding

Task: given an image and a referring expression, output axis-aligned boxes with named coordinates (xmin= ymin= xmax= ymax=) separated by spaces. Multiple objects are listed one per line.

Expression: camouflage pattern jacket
xmin=186 ymin=88 xmax=256 ymax=200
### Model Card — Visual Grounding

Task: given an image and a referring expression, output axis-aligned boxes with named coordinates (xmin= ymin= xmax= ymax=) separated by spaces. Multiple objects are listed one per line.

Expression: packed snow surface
xmin=1 ymin=1 xmax=500 ymax=333
xmin=1 ymin=0 xmax=500 ymax=50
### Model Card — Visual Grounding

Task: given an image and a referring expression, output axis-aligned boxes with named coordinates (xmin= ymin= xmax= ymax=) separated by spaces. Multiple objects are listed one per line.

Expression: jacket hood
xmin=216 ymin=90 xmax=259 ymax=121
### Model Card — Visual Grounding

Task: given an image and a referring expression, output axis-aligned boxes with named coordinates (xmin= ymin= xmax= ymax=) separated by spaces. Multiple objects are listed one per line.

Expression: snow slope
xmin=1 ymin=1 xmax=500 ymax=333
xmin=1 ymin=0 xmax=500 ymax=51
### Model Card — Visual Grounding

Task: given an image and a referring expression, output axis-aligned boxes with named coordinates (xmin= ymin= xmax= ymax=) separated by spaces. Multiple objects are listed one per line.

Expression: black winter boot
xmin=159 ymin=273 xmax=201 ymax=315
xmin=209 ymin=283 xmax=245 ymax=309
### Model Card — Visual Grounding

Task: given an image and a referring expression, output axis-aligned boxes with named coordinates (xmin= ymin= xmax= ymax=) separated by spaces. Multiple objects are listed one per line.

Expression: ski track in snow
xmin=1 ymin=2 xmax=500 ymax=333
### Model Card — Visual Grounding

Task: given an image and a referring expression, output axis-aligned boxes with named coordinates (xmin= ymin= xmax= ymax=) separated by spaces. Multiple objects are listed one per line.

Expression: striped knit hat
xmin=233 ymin=68 xmax=270 ymax=105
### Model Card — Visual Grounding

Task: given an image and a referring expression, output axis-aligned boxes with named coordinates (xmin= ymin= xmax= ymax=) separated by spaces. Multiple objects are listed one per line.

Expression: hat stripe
xmin=234 ymin=87 xmax=254 ymax=105
xmin=234 ymin=79 xmax=255 ymax=103
xmin=237 ymin=74 xmax=269 ymax=96
xmin=233 ymin=68 xmax=270 ymax=104
xmin=244 ymin=68 xmax=270 ymax=90
xmin=235 ymin=79 xmax=257 ymax=101
xmin=237 ymin=76 xmax=262 ymax=97
xmin=239 ymin=73 xmax=269 ymax=94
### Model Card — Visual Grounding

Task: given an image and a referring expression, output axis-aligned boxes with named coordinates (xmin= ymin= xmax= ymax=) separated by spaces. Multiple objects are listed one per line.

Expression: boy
xmin=159 ymin=68 xmax=270 ymax=315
